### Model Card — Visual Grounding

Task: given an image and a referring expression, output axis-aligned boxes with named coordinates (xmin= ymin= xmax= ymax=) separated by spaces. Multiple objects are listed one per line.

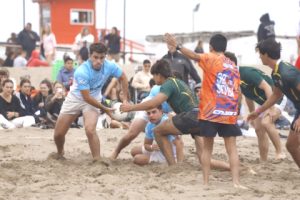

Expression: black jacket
xmin=162 ymin=51 xmax=201 ymax=84
xmin=17 ymin=29 xmax=40 ymax=58
xmin=257 ymin=13 xmax=275 ymax=42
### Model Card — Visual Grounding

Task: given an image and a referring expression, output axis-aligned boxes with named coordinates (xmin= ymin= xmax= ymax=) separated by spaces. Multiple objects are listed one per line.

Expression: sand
xmin=0 ymin=127 xmax=299 ymax=200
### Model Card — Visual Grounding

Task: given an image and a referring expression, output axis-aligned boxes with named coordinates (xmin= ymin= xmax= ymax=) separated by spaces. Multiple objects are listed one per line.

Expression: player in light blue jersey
xmin=54 ymin=42 xmax=129 ymax=161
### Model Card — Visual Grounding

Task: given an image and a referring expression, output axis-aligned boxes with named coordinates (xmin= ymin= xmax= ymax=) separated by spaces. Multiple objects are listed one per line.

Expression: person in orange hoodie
xmin=26 ymin=50 xmax=49 ymax=67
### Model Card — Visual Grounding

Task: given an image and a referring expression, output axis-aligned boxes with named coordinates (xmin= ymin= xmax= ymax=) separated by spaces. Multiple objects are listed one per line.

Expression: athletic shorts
xmin=142 ymin=146 xmax=176 ymax=163
xmin=172 ymin=108 xmax=241 ymax=137
xmin=60 ymin=93 xmax=100 ymax=115
xmin=291 ymin=109 xmax=300 ymax=131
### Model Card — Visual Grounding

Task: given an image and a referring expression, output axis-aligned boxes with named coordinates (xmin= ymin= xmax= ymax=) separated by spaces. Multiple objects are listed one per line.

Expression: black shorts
xmin=291 ymin=109 xmax=300 ymax=131
xmin=172 ymin=108 xmax=242 ymax=137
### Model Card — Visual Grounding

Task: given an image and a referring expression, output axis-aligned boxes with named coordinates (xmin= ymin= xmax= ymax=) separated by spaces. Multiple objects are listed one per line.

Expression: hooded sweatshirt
xmin=26 ymin=50 xmax=49 ymax=67
xmin=257 ymin=13 xmax=275 ymax=42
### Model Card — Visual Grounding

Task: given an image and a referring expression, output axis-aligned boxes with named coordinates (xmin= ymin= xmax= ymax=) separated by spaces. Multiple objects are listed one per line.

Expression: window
xmin=70 ymin=9 xmax=94 ymax=25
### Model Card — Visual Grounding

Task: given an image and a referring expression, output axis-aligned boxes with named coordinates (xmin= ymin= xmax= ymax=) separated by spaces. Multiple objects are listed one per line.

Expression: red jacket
xmin=26 ymin=50 xmax=49 ymax=67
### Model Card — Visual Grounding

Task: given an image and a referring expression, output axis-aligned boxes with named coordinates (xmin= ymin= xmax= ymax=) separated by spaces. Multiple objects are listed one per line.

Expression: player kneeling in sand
xmin=131 ymin=105 xmax=182 ymax=165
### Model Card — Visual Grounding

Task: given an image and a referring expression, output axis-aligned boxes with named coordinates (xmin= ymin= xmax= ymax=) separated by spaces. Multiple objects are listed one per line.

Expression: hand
xmin=6 ymin=112 xmax=15 ymax=119
xmin=38 ymin=102 xmax=44 ymax=108
xmin=247 ymin=111 xmax=259 ymax=122
xmin=102 ymin=106 xmax=116 ymax=120
xmin=151 ymin=144 xmax=160 ymax=151
xmin=293 ymin=116 xmax=300 ymax=133
xmin=164 ymin=33 xmax=177 ymax=48
xmin=120 ymin=102 xmax=133 ymax=113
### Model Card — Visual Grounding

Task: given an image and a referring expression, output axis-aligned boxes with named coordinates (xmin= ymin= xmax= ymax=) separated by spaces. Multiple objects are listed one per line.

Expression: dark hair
xmin=256 ymin=38 xmax=281 ymax=59
xmin=149 ymin=78 xmax=155 ymax=88
xmin=209 ymin=34 xmax=227 ymax=52
xmin=0 ymin=68 xmax=9 ymax=76
xmin=224 ymin=51 xmax=238 ymax=65
xmin=90 ymin=42 xmax=107 ymax=55
xmin=172 ymin=71 xmax=183 ymax=81
xmin=20 ymin=78 xmax=31 ymax=87
xmin=150 ymin=59 xmax=172 ymax=78
xmin=64 ymin=56 xmax=73 ymax=63
xmin=40 ymin=79 xmax=53 ymax=94
xmin=2 ymin=79 xmax=13 ymax=87
xmin=143 ymin=59 xmax=151 ymax=65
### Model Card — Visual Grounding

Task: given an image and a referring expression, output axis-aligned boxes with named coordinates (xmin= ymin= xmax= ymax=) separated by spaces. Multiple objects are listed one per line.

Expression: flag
xmin=193 ymin=3 xmax=200 ymax=12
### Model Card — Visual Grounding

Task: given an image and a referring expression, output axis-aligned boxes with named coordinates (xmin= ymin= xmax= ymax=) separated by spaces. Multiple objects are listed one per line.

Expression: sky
xmin=0 ymin=0 xmax=299 ymax=42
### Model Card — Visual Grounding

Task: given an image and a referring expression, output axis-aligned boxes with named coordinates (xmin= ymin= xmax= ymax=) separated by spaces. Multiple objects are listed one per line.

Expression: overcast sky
xmin=0 ymin=0 xmax=299 ymax=42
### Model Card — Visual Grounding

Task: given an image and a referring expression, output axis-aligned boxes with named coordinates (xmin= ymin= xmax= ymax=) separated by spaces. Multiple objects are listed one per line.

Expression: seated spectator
xmin=44 ymin=81 xmax=66 ymax=129
xmin=0 ymin=79 xmax=35 ymax=129
xmin=130 ymin=105 xmax=183 ymax=166
xmin=13 ymin=49 xmax=27 ymax=67
xmin=3 ymin=51 xmax=15 ymax=67
xmin=32 ymin=79 xmax=53 ymax=122
xmin=26 ymin=50 xmax=49 ymax=67
xmin=56 ymin=56 xmax=75 ymax=91
xmin=131 ymin=59 xmax=152 ymax=101
xmin=0 ymin=68 xmax=17 ymax=92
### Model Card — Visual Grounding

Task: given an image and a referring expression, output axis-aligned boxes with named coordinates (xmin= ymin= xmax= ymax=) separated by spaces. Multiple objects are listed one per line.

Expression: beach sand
xmin=0 ymin=127 xmax=299 ymax=200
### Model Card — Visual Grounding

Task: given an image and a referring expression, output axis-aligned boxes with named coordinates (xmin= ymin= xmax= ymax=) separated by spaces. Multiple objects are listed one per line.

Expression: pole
xmin=105 ymin=0 xmax=108 ymax=30
xmin=192 ymin=12 xmax=194 ymax=32
xmin=123 ymin=0 xmax=126 ymax=64
xmin=23 ymin=0 xmax=25 ymax=27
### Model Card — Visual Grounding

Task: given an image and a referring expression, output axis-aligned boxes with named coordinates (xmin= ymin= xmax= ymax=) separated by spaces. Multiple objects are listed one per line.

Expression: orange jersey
xmin=198 ymin=53 xmax=240 ymax=124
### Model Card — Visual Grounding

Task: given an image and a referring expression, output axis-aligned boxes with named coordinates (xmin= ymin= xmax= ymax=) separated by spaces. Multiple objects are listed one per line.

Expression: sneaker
xmin=275 ymin=116 xmax=290 ymax=130
xmin=238 ymin=121 xmax=249 ymax=130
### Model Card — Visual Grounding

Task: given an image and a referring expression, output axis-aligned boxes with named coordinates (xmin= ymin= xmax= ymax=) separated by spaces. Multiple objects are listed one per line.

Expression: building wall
xmin=50 ymin=0 xmax=96 ymax=44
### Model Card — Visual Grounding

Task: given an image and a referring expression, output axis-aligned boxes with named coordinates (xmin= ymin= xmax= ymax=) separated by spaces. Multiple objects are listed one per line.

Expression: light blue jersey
xmin=69 ymin=59 xmax=122 ymax=100
xmin=145 ymin=114 xmax=175 ymax=142
xmin=148 ymin=85 xmax=172 ymax=113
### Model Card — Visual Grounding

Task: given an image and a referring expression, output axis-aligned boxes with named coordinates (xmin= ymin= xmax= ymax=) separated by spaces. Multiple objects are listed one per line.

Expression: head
xmin=42 ymin=24 xmax=51 ymax=35
xmin=167 ymin=43 xmax=176 ymax=53
xmin=256 ymin=38 xmax=281 ymax=66
xmin=0 ymin=68 xmax=9 ymax=83
xmin=64 ymin=56 xmax=74 ymax=71
xmin=39 ymin=79 xmax=53 ymax=96
xmin=224 ymin=51 xmax=238 ymax=65
xmin=53 ymin=81 xmax=65 ymax=95
xmin=111 ymin=27 xmax=118 ymax=34
xmin=89 ymin=43 xmax=108 ymax=70
xmin=146 ymin=105 xmax=163 ymax=124
xmin=143 ymin=59 xmax=151 ymax=72
xmin=194 ymin=82 xmax=202 ymax=94
xmin=25 ymin=23 xmax=32 ymax=31
xmin=197 ymin=40 xmax=203 ymax=47
xmin=150 ymin=59 xmax=172 ymax=85
xmin=1 ymin=79 xmax=14 ymax=95
xmin=81 ymin=27 xmax=90 ymax=36
xmin=149 ymin=78 xmax=155 ymax=88
xmin=20 ymin=78 xmax=31 ymax=96
xmin=260 ymin=13 xmax=270 ymax=23
xmin=11 ymin=32 xmax=17 ymax=39
xmin=209 ymin=34 xmax=227 ymax=53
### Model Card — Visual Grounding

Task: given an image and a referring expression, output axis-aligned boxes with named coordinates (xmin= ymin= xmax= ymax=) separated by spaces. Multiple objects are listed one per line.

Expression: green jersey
xmin=160 ymin=78 xmax=198 ymax=114
xmin=272 ymin=61 xmax=300 ymax=110
xmin=240 ymin=66 xmax=273 ymax=105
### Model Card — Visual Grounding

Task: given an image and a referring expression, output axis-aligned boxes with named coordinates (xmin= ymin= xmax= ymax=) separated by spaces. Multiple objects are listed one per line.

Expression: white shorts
xmin=132 ymin=97 xmax=151 ymax=121
xmin=141 ymin=145 xmax=176 ymax=164
xmin=60 ymin=93 xmax=100 ymax=115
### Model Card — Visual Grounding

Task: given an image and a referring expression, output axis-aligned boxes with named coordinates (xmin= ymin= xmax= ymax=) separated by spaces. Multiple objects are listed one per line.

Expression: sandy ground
xmin=0 ymin=127 xmax=300 ymax=200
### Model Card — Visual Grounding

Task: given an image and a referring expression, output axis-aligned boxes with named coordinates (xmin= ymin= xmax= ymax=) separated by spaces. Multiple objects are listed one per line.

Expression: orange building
xmin=33 ymin=0 xmax=97 ymax=44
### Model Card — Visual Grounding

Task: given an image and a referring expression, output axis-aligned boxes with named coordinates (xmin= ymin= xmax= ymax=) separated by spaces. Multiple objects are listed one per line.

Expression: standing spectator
xmin=56 ymin=56 xmax=75 ymax=91
xmin=79 ymin=41 xmax=89 ymax=64
xmin=17 ymin=23 xmax=40 ymax=59
xmin=131 ymin=59 xmax=153 ymax=101
xmin=13 ymin=49 xmax=27 ymax=67
xmin=194 ymin=40 xmax=204 ymax=53
xmin=104 ymin=27 xmax=121 ymax=62
xmin=162 ymin=44 xmax=201 ymax=86
xmin=5 ymin=32 xmax=18 ymax=65
xmin=73 ymin=27 xmax=94 ymax=59
xmin=41 ymin=24 xmax=57 ymax=65
xmin=257 ymin=13 xmax=275 ymax=42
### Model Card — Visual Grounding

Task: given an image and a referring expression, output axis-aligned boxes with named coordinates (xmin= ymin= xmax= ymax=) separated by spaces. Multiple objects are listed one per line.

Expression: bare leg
xmin=154 ymin=118 xmax=181 ymax=165
xmin=130 ymin=146 xmax=143 ymax=157
xmin=194 ymin=136 xmax=230 ymax=170
xmin=54 ymin=114 xmax=78 ymax=157
xmin=83 ymin=110 xmax=101 ymax=161
xmin=286 ymin=130 xmax=300 ymax=168
xmin=253 ymin=118 xmax=269 ymax=162
xmin=261 ymin=110 xmax=286 ymax=159
xmin=110 ymin=118 xmax=147 ymax=159
xmin=201 ymin=137 xmax=214 ymax=185
xmin=133 ymin=154 xmax=150 ymax=166
xmin=224 ymin=137 xmax=241 ymax=187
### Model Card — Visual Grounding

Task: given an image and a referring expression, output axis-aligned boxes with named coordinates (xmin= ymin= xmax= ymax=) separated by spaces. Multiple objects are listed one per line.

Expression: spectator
xmin=41 ymin=24 xmax=57 ymax=65
xmin=5 ymin=33 xmax=18 ymax=64
xmin=56 ymin=56 xmax=75 ymax=91
xmin=26 ymin=50 xmax=49 ymax=67
xmin=0 ymin=79 xmax=35 ymax=129
xmin=79 ymin=41 xmax=89 ymax=63
xmin=73 ymin=27 xmax=94 ymax=59
xmin=194 ymin=40 xmax=204 ymax=53
xmin=17 ymin=23 xmax=40 ymax=59
xmin=257 ymin=13 xmax=275 ymax=42
xmin=162 ymin=43 xmax=201 ymax=86
xmin=104 ymin=27 xmax=121 ymax=62
xmin=13 ymin=49 xmax=27 ymax=67
xmin=131 ymin=59 xmax=153 ymax=101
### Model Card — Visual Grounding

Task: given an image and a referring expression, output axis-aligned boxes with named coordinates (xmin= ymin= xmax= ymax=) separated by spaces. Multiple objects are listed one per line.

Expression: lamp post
xmin=192 ymin=3 xmax=200 ymax=32
xmin=123 ymin=0 xmax=126 ymax=64
xmin=23 ymin=0 xmax=26 ymax=27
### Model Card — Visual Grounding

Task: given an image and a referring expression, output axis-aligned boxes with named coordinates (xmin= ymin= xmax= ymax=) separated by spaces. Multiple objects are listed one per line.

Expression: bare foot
xmin=275 ymin=153 xmax=286 ymax=160
xmin=109 ymin=151 xmax=118 ymax=160
xmin=233 ymin=184 xmax=248 ymax=190
xmin=48 ymin=152 xmax=66 ymax=160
